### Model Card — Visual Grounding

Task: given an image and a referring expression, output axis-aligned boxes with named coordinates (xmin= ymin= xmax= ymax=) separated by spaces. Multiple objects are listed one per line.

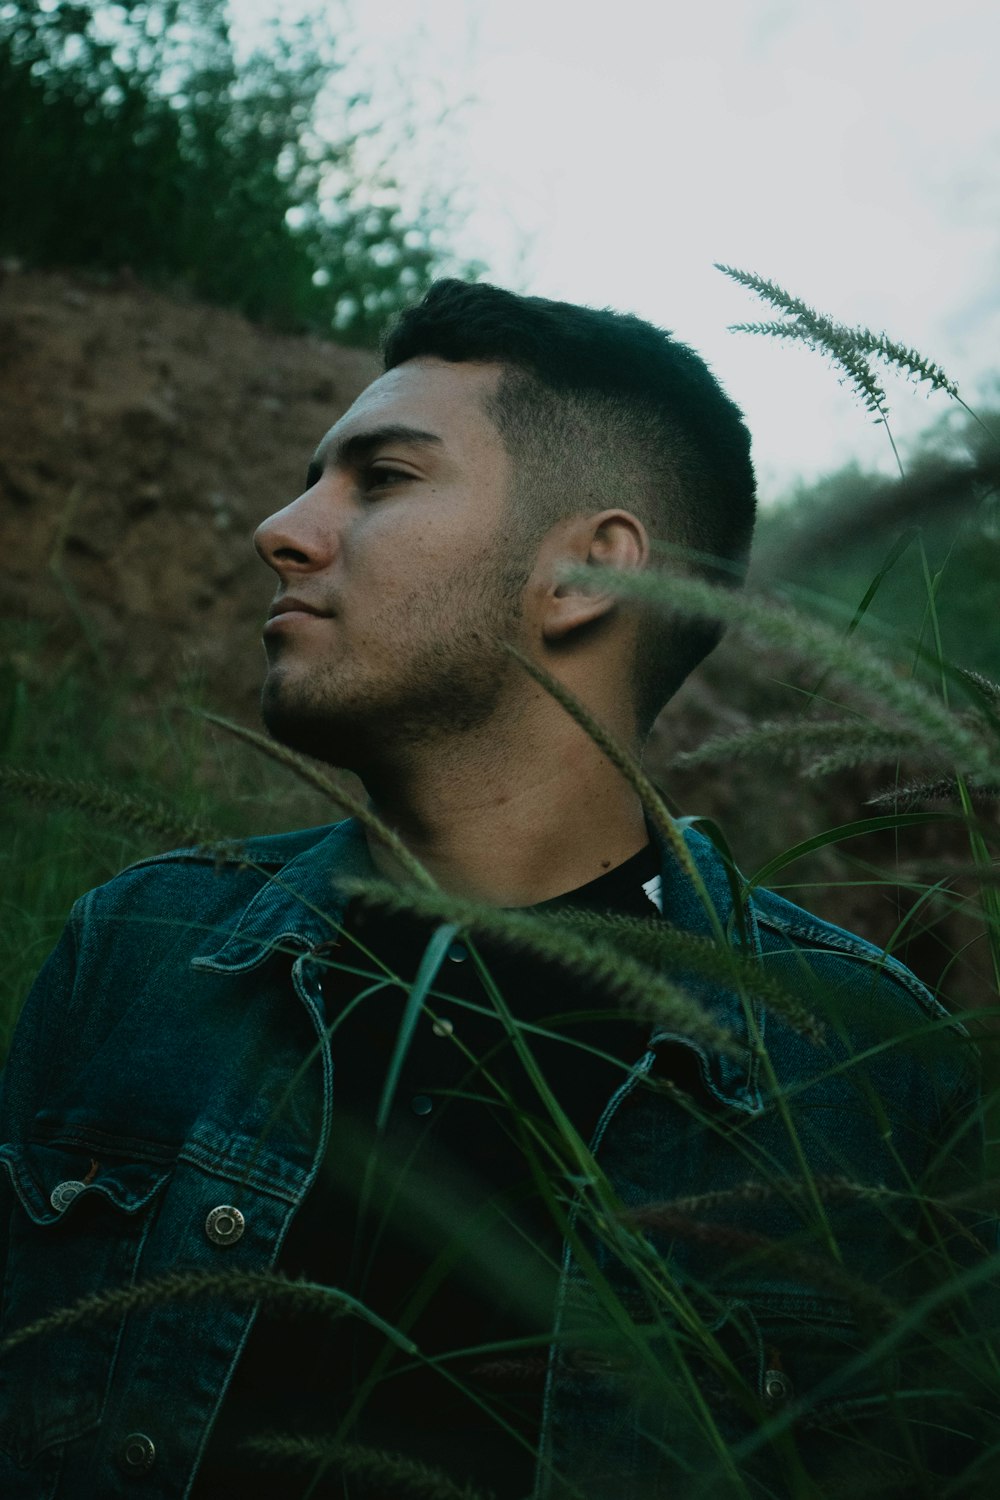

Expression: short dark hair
xmin=382 ymin=278 xmax=756 ymax=732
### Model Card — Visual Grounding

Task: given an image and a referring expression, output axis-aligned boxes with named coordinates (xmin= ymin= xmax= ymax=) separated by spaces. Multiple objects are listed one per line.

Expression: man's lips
xmin=264 ymin=598 xmax=333 ymax=631
xmin=266 ymin=597 xmax=332 ymax=620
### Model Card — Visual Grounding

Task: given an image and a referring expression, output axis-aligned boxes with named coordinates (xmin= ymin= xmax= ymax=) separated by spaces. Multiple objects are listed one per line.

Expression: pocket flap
xmin=0 ymin=1141 xmax=170 ymax=1226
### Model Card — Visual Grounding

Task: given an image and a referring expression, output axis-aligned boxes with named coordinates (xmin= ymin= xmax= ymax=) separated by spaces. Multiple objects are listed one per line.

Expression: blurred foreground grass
xmin=0 ymin=620 xmax=334 ymax=1055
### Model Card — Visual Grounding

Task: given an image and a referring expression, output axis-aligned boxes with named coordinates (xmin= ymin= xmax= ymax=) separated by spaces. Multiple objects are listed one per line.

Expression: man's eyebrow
xmin=306 ymin=424 xmax=444 ymax=487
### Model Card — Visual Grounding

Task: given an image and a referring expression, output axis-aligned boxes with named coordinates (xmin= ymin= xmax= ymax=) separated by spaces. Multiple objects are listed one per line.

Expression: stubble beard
xmin=260 ymin=552 xmax=532 ymax=773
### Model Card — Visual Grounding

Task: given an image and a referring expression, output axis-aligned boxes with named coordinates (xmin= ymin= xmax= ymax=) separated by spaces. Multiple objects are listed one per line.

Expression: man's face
xmin=254 ymin=357 xmax=533 ymax=769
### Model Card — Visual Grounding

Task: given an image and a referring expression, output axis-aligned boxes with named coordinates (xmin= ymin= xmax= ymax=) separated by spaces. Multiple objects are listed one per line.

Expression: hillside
xmin=0 ymin=265 xmax=378 ymax=713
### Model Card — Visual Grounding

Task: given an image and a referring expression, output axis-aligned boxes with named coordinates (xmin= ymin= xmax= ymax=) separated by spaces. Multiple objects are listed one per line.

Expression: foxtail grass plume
xmin=551 ymin=908 xmax=825 ymax=1043
xmin=560 ymin=568 xmax=997 ymax=784
xmin=0 ymin=764 xmax=219 ymax=849
xmin=669 ymin=719 xmax=932 ymax=779
xmin=199 ymin=712 xmax=435 ymax=889
xmin=0 ymin=1268 xmax=417 ymax=1356
xmin=338 ymin=876 xmax=742 ymax=1058
xmin=243 ymin=1435 xmax=492 ymax=1500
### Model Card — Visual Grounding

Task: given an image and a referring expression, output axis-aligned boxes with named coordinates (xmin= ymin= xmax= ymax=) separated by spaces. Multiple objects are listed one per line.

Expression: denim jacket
xmin=0 ymin=818 xmax=983 ymax=1498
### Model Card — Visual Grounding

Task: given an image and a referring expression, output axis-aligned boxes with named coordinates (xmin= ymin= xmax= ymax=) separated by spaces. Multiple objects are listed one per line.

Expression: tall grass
xmin=2 ymin=292 xmax=999 ymax=1496
xmin=0 ymin=621 xmax=335 ymax=1051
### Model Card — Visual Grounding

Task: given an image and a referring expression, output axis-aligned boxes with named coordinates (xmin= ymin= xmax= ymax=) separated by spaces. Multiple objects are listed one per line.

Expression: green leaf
xmin=745 ymin=812 xmax=961 ymax=893
xmin=375 ymin=922 xmax=459 ymax=1133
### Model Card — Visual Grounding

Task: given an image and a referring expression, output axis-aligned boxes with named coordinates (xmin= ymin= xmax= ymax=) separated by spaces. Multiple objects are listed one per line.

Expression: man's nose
xmin=253 ymin=484 xmax=339 ymax=576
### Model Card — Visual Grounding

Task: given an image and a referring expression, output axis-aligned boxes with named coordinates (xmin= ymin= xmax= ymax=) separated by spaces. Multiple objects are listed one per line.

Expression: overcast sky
xmin=240 ymin=0 xmax=999 ymax=498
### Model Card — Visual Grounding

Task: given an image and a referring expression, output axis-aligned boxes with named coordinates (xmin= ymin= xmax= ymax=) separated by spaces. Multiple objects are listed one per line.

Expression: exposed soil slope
xmin=0 ymin=265 xmax=377 ymax=711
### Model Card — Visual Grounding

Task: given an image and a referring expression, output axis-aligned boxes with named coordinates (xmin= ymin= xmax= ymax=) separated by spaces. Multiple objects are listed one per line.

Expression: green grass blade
xmin=746 ymin=812 xmax=962 ymax=893
xmin=375 ymin=922 xmax=459 ymax=1133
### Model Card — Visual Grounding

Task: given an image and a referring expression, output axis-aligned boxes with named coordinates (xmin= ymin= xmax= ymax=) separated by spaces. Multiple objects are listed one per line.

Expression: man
xmin=0 ymin=280 xmax=990 ymax=1499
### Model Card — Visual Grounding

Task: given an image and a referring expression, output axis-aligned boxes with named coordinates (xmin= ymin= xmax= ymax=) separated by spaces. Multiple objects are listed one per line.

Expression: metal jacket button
xmin=205 ymin=1205 xmax=245 ymax=1246
xmin=50 ymin=1180 xmax=85 ymax=1212
xmin=118 ymin=1432 xmax=156 ymax=1473
xmin=762 ymin=1368 xmax=793 ymax=1409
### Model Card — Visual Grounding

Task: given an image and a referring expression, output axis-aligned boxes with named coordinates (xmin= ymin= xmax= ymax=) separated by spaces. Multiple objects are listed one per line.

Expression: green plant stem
xmin=198 ymin=711 xmax=436 ymax=889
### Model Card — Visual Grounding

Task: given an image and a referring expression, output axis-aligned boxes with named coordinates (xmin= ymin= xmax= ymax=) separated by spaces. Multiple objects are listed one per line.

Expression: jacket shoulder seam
xmin=114 ymin=845 xmax=290 ymax=876
xmin=754 ymin=908 xmax=938 ymax=1008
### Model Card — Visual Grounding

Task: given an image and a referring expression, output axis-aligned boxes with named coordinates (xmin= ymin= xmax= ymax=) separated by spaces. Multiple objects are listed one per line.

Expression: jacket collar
xmin=650 ymin=820 xmax=763 ymax=1113
xmin=193 ymin=816 xmax=762 ymax=1112
xmin=192 ymin=818 xmax=376 ymax=974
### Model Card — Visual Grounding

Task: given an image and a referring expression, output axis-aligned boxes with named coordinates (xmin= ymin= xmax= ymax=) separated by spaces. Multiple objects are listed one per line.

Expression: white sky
xmin=236 ymin=0 xmax=1000 ymax=499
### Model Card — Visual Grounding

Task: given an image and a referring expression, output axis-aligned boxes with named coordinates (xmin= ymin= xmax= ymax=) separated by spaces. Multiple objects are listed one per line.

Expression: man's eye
xmin=364 ymin=465 xmax=412 ymax=491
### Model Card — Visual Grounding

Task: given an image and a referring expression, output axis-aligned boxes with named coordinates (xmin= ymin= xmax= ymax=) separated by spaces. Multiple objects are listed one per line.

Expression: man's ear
xmin=542 ymin=510 xmax=649 ymax=643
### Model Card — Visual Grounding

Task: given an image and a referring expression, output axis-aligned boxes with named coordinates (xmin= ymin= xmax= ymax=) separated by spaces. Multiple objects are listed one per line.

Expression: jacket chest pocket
xmin=0 ymin=1140 xmax=170 ymax=1468
xmin=701 ymin=1291 xmax=906 ymax=1488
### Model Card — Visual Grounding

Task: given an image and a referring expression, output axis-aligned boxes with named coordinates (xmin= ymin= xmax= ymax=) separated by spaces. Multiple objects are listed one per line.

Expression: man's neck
xmin=359 ymin=705 xmax=650 ymax=908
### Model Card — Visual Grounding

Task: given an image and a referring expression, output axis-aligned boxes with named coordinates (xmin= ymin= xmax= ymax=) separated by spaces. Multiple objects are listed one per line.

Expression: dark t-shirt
xmin=193 ymin=841 xmax=663 ymax=1498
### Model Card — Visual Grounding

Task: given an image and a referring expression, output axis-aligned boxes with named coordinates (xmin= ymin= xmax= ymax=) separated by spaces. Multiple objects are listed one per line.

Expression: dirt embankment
xmin=0 ymin=267 xmax=990 ymax=1005
xmin=0 ymin=266 xmax=378 ymax=712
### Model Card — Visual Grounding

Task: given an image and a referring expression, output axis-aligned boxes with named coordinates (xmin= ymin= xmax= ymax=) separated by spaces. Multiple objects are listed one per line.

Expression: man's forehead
xmin=316 ymin=357 xmax=504 ymax=458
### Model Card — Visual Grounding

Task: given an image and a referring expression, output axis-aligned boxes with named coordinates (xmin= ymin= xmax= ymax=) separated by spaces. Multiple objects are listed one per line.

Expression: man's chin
xmin=260 ymin=689 xmax=365 ymax=771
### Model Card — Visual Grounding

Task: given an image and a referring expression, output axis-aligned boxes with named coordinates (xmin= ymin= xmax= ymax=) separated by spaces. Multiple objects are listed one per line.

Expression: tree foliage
xmin=750 ymin=404 xmax=1000 ymax=680
xmin=0 ymin=0 xmax=473 ymax=342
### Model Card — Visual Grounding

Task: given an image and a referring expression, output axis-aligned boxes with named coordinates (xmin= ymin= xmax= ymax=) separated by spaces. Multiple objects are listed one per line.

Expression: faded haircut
xmin=381 ymin=279 xmax=756 ymax=733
